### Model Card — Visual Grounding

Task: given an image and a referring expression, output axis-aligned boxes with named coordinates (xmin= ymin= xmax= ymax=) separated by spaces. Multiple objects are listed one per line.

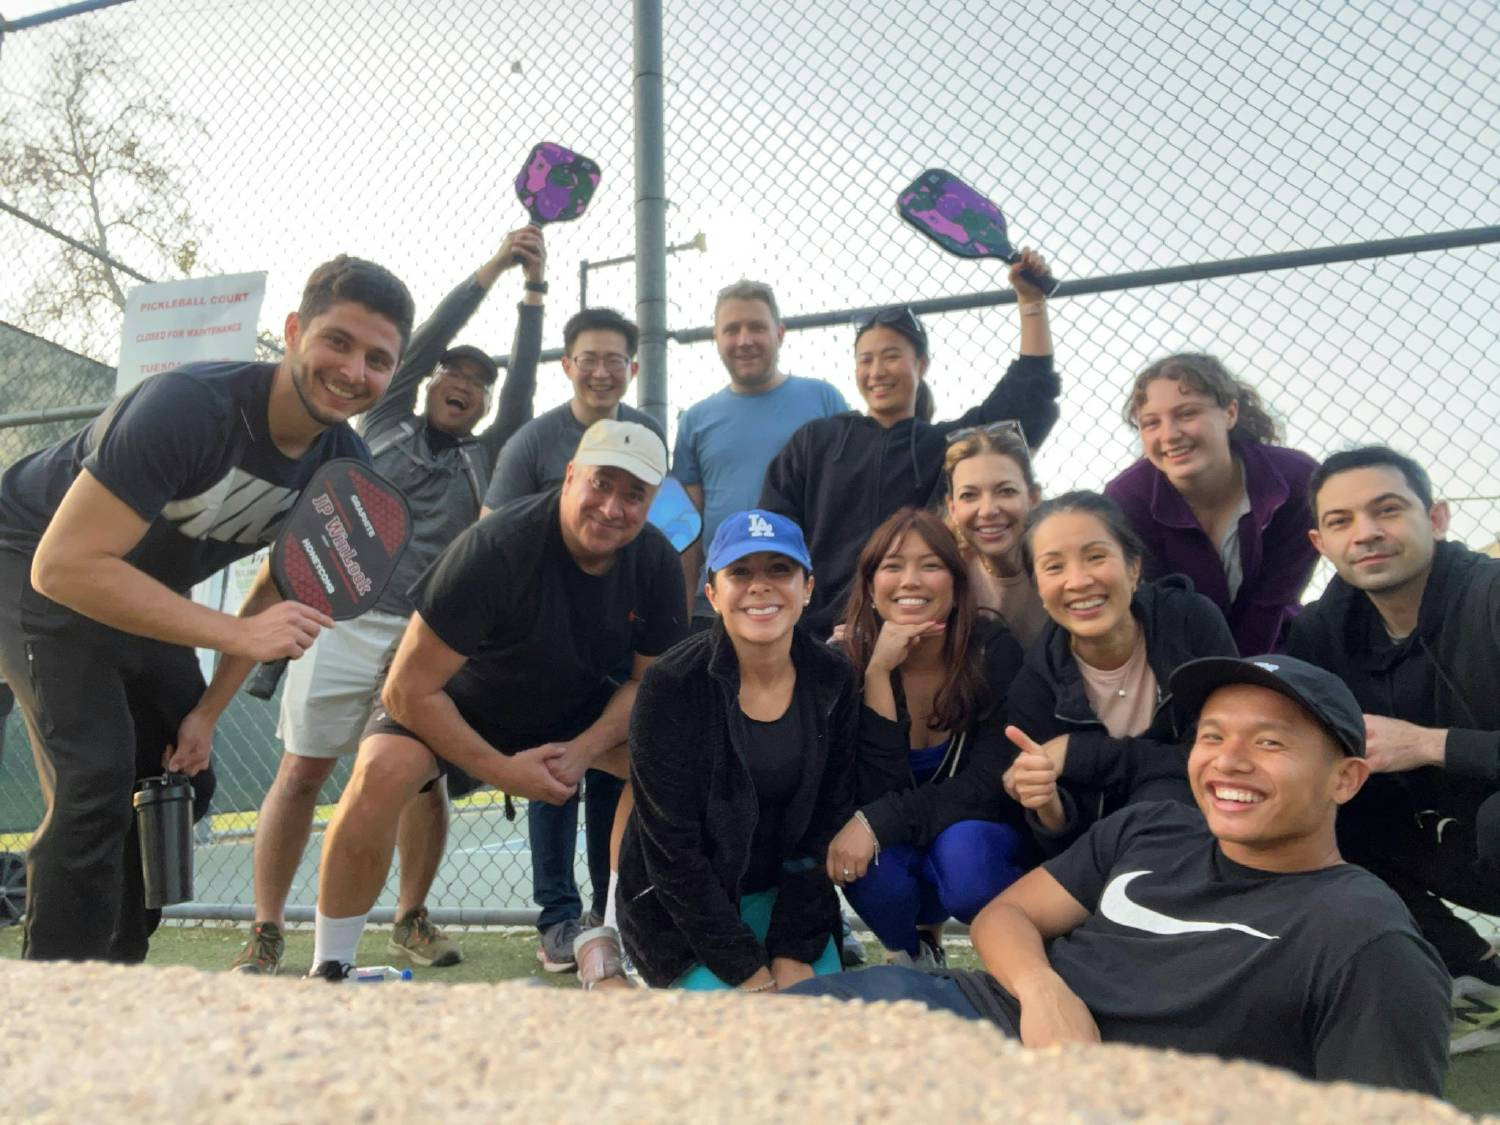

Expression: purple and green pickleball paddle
xmin=515 ymin=142 xmax=601 ymax=225
xmin=897 ymin=168 xmax=1058 ymax=295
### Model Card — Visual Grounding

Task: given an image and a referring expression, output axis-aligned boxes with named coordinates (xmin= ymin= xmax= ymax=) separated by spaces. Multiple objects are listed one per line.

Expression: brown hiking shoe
xmin=389 ymin=907 xmax=463 ymax=967
xmin=230 ymin=921 xmax=285 ymax=975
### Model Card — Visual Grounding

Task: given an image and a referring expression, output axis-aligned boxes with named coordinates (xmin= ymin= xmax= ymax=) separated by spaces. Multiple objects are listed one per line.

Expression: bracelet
xmin=742 ymin=978 xmax=777 ymax=993
xmin=1018 ymin=301 xmax=1046 ymax=317
xmin=524 ymin=279 xmax=549 ymax=294
xmin=854 ymin=810 xmax=881 ymax=865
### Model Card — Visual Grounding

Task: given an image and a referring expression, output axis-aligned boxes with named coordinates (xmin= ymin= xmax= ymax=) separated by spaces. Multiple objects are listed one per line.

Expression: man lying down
xmin=787 ymin=655 xmax=1450 ymax=1096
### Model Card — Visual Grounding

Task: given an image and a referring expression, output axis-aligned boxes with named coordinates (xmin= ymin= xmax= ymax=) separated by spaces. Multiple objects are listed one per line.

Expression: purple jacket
xmin=1104 ymin=440 xmax=1318 ymax=655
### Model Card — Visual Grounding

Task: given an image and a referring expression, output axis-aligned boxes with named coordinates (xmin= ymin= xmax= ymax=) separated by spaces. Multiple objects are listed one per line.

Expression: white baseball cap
xmin=573 ymin=419 xmax=667 ymax=487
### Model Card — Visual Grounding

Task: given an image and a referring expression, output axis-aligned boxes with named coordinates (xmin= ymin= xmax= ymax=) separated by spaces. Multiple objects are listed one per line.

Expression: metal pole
xmin=632 ymin=0 xmax=668 ymax=431
xmin=667 ymin=224 xmax=1500 ymax=344
xmin=1 ymin=0 xmax=134 ymax=32
xmin=578 ymin=258 xmax=589 ymax=310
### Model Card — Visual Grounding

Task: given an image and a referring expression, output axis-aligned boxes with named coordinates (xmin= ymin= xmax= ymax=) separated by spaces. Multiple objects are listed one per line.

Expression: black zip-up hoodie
xmin=1007 ymin=575 xmax=1238 ymax=851
xmin=855 ymin=617 xmax=1028 ymax=846
xmin=1286 ymin=540 xmax=1500 ymax=818
xmin=617 ymin=624 xmax=858 ymax=988
xmin=759 ymin=354 xmax=1060 ymax=638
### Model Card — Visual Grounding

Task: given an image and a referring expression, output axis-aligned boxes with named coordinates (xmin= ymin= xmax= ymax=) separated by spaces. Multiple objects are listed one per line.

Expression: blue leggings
xmin=844 ymin=819 xmax=1033 ymax=956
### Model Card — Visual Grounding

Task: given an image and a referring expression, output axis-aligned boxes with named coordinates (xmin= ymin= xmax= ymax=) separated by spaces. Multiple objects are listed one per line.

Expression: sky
xmin=2 ymin=0 xmax=1498 ymax=562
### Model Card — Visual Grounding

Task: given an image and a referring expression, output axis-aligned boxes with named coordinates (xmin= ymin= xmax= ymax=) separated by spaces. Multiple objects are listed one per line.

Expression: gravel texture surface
xmin=1 ymin=961 xmax=1482 ymax=1123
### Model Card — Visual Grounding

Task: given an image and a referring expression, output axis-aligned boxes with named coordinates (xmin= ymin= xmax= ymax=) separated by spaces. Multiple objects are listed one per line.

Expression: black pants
xmin=1341 ymin=785 xmax=1500 ymax=974
xmin=0 ymin=551 xmax=214 ymax=961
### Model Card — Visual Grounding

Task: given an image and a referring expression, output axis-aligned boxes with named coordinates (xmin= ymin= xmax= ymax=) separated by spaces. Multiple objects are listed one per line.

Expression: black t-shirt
xmin=0 ymin=362 xmax=367 ymax=593
xmin=412 ymin=488 xmax=685 ymax=749
xmin=948 ymin=802 xmax=1449 ymax=1095
xmin=741 ymin=700 xmax=806 ymax=894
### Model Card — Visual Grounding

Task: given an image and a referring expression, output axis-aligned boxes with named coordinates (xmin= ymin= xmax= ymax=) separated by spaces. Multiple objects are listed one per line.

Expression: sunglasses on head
xmin=854 ymin=305 xmax=929 ymax=355
xmin=946 ymin=419 xmax=1026 ymax=446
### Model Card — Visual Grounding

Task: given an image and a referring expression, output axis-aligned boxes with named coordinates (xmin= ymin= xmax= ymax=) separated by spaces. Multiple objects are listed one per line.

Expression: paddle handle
xmin=1006 ymin=253 xmax=1060 ymax=297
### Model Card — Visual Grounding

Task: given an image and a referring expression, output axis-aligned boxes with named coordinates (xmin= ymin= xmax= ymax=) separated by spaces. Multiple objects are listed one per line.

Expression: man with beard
xmin=1288 ymin=445 xmax=1500 ymax=1055
xmin=230 ymin=228 xmax=547 ymax=975
xmin=0 ymin=255 xmax=414 ymax=961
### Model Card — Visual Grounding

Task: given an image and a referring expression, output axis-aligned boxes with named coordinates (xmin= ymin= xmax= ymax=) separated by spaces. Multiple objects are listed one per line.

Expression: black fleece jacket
xmin=759 ymin=353 xmax=1060 ymax=638
xmin=617 ymin=625 xmax=858 ymax=988
xmin=1007 ymin=575 xmax=1238 ymax=851
xmin=1286 ymin=540 xmax=1500 ymax=816
xmin=856 ymin=617 xmax=1028 ymax=847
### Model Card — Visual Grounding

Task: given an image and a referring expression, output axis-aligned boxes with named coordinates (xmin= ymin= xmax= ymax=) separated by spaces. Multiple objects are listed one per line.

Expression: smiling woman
xmin=616 ymin=509 xmax=859 ymax=993
xmin=1002 ymin=491 xmax=1239 ymax=854
xmin=1104 ymin=354 xmax=1319 ymax=656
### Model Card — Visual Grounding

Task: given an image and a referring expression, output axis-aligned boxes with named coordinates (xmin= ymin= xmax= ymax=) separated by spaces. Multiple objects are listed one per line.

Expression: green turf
xmin=1 ymin=923 xmax=1494 ymax=1114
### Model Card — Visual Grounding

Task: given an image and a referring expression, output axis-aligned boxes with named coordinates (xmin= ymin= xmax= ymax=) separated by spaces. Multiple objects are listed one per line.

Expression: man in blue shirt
xmin=672 ymin=280 xmax=846 ymax=630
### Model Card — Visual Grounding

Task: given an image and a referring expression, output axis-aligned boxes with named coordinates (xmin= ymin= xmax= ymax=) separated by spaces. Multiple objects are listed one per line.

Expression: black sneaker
xmin=537 ymin=918 xmax=582 ymax=972
xmin=305 ymin=959 xmax=353 ymax=982
xmin=917 ymin=931 xmax=948 ymax=969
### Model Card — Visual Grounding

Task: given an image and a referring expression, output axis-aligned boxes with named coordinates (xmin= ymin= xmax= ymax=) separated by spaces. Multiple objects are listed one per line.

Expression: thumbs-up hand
xmin=1003 ymin=725 xmax=1067 ymax=831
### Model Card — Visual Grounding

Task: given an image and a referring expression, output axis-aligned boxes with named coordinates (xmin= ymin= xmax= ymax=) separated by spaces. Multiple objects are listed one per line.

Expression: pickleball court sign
xmin=116 ymin=271 xmax=267 ymax=395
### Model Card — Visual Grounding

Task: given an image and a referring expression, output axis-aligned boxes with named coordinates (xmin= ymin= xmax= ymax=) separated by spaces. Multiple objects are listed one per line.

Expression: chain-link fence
xmin=1 ymin=0 xmax=1497 ymax=936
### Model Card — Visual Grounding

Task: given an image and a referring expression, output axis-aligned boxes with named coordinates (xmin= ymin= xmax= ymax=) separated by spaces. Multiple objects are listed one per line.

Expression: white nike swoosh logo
xmin=1098 ymin=871 xmax=1279 ymax=941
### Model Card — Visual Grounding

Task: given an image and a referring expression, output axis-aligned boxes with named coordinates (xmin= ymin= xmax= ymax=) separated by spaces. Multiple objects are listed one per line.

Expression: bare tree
xmin=0 ymin=25 xmax=206 ymax=357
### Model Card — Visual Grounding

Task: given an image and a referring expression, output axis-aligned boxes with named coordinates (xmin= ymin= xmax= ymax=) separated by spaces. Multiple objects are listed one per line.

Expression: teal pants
xmin=674 ymin=887 xmax=842 ymax=990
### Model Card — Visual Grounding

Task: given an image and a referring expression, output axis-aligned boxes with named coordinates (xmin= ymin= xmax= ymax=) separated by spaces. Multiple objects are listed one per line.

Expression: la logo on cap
xmin=748 ymin=514 xmax=774 ymax=538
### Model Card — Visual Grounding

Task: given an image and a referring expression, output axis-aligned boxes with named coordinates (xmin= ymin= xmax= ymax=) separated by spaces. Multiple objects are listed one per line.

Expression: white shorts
xmin=276 ymin=610 xmax=407 ymax=758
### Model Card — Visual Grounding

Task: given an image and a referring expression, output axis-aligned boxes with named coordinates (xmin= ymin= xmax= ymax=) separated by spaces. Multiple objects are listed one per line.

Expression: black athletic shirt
xmin=947 ymin=801 xmax=1450 ymax=1095
xmin=740 ymin=700 xmax=806 ymax=894
xmin=0 ymin=362 xmax=367 ymax=593
xmin=411 ymin=487 xmax=684 ymax=749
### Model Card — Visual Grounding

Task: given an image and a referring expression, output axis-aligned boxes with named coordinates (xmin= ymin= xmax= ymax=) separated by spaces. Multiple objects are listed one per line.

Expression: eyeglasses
xmin=571 ymin=353 xmax=631 ymax=375
xmin=854 ymin=305 xmax=928 ymax=355
xmin=946 ymin=419 xmax=1026 ymax=446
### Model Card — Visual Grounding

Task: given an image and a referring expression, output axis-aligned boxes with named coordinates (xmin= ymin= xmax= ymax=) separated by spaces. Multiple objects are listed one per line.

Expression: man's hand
xmin=537 ymin=740 xmax=597 ymax=788
xmin=1008 ymin=247 xmax=1051 ymax=305
xmin=497 ymin=225 xmax=547 ymax=282
xmin=163 ymin=705 xmax=216 ymax=776
xmin=1014 ymin=970 xmax=1101 ymax=1048
xmin=1363 ymin=715 xmax=1446 ymax=773
xmin=866 ymin=619 xmax=946 ymax=675
xmin=489 ymin=744 xmax=576 ymax=805
xmin=826 ymin=816 xmax=878 ymax=885
xmin=228 ymin=601 xmax=334 ymax=662
xmin=771 ymin=957 xmax=814 ymax=991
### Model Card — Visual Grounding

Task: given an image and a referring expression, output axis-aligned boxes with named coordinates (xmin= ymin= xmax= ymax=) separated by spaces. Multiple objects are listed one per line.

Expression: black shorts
xmin=359 ymin=697 xmax=483 ymax=799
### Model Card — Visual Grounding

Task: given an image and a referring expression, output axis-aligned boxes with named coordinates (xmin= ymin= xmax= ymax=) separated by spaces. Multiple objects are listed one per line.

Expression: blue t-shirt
xmin=671 ymin=374 xmax=846 ymax=616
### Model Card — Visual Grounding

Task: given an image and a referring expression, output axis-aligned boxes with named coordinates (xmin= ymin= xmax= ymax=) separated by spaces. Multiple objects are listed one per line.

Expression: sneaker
xmin=917 ymin=930 xmax=948 ymax=970
xmin=583 ymin=909 xmax=605 ymax=930
xmin=305 ymin=959 xmax=353 ymax=983
xmin=389 ymin=907 xmax=463 ymax=968
xmin=230 ymin=921 xmax=285 ymax=975
xmin=839 ymin=912 xmax=867 ymax=968
xmin=537 ymin=918 xmax=581 ymax=972
xmin=1451 ymin=977 xmax=1500 ymax=1055
xmin=574 ymin=925 xmax=632 ymax=991
xmin=885 ymin=935 xmax=947 ymax=971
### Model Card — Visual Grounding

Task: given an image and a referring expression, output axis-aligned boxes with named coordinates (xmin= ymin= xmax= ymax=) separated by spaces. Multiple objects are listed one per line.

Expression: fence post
xmin=632 ymin=0 xmax=667 ymax=432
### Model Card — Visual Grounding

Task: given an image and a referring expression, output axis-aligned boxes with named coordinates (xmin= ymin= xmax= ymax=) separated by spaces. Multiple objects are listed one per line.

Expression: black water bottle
xmin=133 ymin=772 xmax=195 ymax=908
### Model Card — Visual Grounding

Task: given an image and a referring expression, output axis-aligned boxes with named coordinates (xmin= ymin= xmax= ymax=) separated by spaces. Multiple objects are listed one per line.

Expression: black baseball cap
xmin=1169 ymin=655 xmax=1365 ymax=758
xmin=438 ymin=344 xmax=499 ymax=386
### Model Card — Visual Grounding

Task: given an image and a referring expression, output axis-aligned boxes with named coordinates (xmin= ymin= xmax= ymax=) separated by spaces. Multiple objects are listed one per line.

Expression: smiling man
xmin=1288 ymin=445 xmax=1500 ymax=1055
xmin=307 ymin=419 xmax=684 ymax=981
xmin=230 ymin=228 xmax=547 ymax=976
xmin=479 ymin=306 xmax=665 ymax=968
xmin=0 ymin=255 xmax=414 ymax=962
xmin=788 ymin=655 xmax=1451 ymax=1096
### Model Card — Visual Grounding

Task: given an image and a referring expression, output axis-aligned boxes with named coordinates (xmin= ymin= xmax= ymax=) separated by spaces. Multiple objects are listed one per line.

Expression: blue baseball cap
xmin=706 ymin=509 xmax=813 ymax=573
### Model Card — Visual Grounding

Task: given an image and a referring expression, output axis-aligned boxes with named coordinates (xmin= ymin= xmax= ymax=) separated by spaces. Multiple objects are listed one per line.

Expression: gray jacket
xmin=359 ymin=276 xmax=542 ymax=615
